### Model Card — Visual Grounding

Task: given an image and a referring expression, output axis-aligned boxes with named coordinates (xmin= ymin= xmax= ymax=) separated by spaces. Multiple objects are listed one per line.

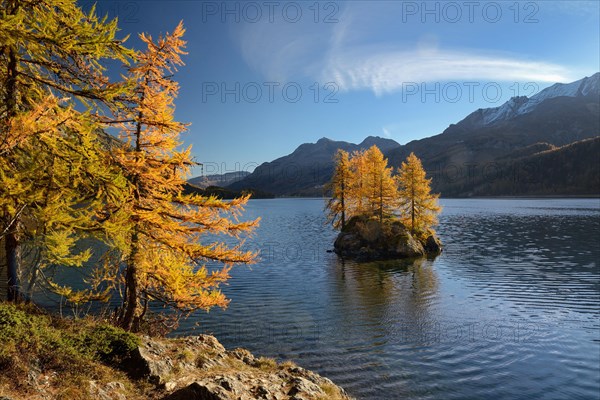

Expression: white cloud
xmin=234 ymin=17 xmax=330 ymax=82
xmin=321 ymin=47 xmax=573 ymax=96
xmin=234 ymin=2 xmax=578 ymax=96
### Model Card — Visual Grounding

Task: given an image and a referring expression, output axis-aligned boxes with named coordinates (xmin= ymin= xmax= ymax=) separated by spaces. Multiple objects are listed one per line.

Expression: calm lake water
xmin=175 ymin=198 xmax=600 ymax=400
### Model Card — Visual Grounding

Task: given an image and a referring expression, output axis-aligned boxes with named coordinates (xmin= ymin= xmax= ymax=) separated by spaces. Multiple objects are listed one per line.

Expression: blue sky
xmin=81 ymin=1 xmax=600 ymax=176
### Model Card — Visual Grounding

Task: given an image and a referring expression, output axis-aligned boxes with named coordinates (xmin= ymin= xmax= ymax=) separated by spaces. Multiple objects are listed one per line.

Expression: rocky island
xmin=326 ymin=147 xmax=443 ymax=261
xmin=334 ymin=216 xmax=442 ymax=261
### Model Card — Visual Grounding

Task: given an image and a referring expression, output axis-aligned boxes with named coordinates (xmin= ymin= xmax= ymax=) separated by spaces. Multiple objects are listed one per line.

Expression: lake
xmin=175 ymin=198 xmax=600 ymax=400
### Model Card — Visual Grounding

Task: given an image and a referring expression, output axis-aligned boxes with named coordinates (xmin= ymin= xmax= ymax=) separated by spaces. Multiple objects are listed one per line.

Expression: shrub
xmin=81 ymin=324 xmax=140 ymax=364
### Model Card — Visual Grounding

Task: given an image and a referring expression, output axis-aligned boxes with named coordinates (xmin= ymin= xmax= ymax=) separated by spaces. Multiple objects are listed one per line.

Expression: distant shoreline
xmin=245 ymin=195 xmax=600 ymax=200
xmin=444 ymin=195 xmax=600 ymax=199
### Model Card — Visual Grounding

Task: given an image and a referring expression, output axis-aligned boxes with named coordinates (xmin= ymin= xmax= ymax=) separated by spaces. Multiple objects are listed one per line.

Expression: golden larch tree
xmin=396 ymin=152 xmax=441 ymax=238
xmin=0 ymin=0 xmax=131 ymax=301
xmin=347 ymin=149 xmax=369 ymax=216
xmin=114 ymin=22 xmax=259 ymax=331
xmin=363 ymin=145 xmax=398 ymax=222
xmin=326 ymin=149 xmax=352 ymax=229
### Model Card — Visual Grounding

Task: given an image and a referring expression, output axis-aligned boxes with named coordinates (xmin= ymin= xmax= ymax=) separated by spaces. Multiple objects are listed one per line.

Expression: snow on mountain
xmin=481 ymin=95 xmax=529 ymax=125
xmin=478 ymin=73 xmax=599 ymax=126
xmin=519 ymin=72 xmax=600 ymax=114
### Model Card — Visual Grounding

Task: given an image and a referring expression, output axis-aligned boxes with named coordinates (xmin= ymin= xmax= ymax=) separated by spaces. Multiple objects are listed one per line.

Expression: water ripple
xmin=176 ymin=198 xmax=600 ymax=400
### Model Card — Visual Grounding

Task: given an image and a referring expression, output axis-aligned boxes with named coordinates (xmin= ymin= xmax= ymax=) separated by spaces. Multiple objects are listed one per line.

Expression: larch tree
xmin=326 ymin=149 xmax=352 ymax=230
xmin=348 ymin=149 xmax=369 ymax=216
xmin=363 ymin=145 xmax=398 ymax=222
xmin=396 ymin=152 xmax=441 ymax=238
xmin=114 ymin=22 xmax=259 ymax=331
xmin=0 ymin=0 xmax=132 ymax=301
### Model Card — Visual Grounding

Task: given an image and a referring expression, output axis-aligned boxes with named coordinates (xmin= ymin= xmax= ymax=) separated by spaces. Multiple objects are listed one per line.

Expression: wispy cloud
xmin=234 ymin=2 xmax=578 ymax=96
xmin=321 ymin=47 xmax=572 ymax=96
xmin=382 ymin=126 xmax=391 ymax=138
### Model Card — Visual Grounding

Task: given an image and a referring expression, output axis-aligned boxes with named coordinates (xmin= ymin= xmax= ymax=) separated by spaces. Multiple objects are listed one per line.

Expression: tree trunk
xmin=6 ymin=230 xmax=20 ymax=302
xmin=340 ymin=179 xmax=345 ymax=230
xmin=121 ymin=114 xmax=145 ymax=331
xmin=411 ymin=198 xmax=415 ymax=234
xmin=379 ymin=174 xmax=383 ymax=223
xmin=121 ymin=263 xmax=140 ymax=330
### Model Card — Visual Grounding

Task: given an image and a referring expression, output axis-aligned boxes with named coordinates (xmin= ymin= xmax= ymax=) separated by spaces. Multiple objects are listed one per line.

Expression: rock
xmin=191 ymin=335 xmax=226 ymax=353
xmin=394 ymin=231 xmax=425 ymax=258
xmin=334 ymin=232 xmax=361 ymax=253
xmin=123 ymin=336 xmax=174 ymax=384
xmin=424 ymin=234 xmax=443 ymax=253
xmin=88 ymin=381 xmax=126 ymax=400
xmin=116 ymin=333 xmax=352 ymax=400
xmin=287 ymin=377 xmax=322 ymax=398
xmin=162 ymin=382 xmax=226 ymax=400
xmin=123 ymin=334 xmax=231 ymax=385
xmin=227 ymin=348 xmax=256 ymax=366
xmin=334 ymin=215 xmax=436 ymax=261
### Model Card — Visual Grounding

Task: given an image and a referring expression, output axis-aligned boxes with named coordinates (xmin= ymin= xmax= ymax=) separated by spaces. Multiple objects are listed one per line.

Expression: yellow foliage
xmin=396 ymin=152 xmax=441 ymax=238
xmin=112 ymin=22 xmax=259 ymax=330
xmin=325 ymin=150 xmax=351 ymax=229
xmin=326 ymin=147 xmax=441 ymax=238
xmin=362 ymin=146 xmax=398 ymax=222
xmin=0 ymin=0 xmax=133 ymax=302
xmin=326 ymin=146 xmax=399 ymax=227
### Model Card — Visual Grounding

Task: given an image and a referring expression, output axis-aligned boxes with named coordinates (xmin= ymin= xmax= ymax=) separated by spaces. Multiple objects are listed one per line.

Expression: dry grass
xmin=280 ymin=360 xmax=298 ymax=369
xmin=254 ymin=356 xmax=278 ymax=371
xmin=318 ymin=382 xmax=348 ymax=400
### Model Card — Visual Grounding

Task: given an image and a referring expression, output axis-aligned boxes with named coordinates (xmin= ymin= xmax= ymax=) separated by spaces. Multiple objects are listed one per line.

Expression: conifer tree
xmin=326 ymin=149 xmax=351 ymax=229
xmin=327 ymin=146 xmax=399 ymax=229
xmin=396 ymin=153 xmax=441 ymax=238
xmin=363 ymin=145 xmax=398 ymax=222
xmin=348 ymin=149 xmax=369 ymax=216
xmin=0 ymin=0 xmax=132 ymax=301
xmin=114 ymin=23 xmax=258 ymax=331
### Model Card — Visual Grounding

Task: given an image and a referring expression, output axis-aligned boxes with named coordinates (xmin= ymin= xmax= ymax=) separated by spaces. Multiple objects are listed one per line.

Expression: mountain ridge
xmin=191 ymin=73 xmax=599 ymax=197
xmin=459 ymin=72 xmax=599 ymax=129
xmin=188 ymin=171 xmax=250 ymax=189
xmin=226 ymin=136 xmax=400 ymax=196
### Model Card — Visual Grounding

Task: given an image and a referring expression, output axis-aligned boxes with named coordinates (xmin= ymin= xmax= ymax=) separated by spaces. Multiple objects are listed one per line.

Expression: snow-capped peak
xmin=519 ymin=72 xmax=600 ymax=114
xmin=475 ymin=73 xmax=599 ymax=127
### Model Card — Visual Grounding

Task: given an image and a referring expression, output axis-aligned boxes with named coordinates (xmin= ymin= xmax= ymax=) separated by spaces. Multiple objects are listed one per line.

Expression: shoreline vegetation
xmin=191 ymin=194 xmax=600 ymax=200
xmin=0 ymin=303 xmax=352 ymax=400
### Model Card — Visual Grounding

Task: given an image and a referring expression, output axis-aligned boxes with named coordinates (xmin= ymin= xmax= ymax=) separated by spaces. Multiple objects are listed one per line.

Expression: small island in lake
xmin=326 ymin=146 xmax=442 ymax=261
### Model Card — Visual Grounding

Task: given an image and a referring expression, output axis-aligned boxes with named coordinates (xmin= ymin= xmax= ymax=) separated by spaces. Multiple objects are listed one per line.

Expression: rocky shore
xmin=334 ymin=216 xmax=442 ymax=261
xmin=0 ymin=304 xmax=351 ymax=400
xmin=124 ymin=335 xmax=352 ymax=400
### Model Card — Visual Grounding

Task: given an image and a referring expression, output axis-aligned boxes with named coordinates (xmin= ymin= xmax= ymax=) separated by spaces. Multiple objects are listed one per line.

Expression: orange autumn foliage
xmin=113 ymin=22 xmax=259 ymax=330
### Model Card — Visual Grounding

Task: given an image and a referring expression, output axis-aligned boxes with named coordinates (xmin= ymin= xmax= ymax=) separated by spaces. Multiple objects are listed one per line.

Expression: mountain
xmin=463 ymin=73 xmax=599 ymax=127
xmin=386 ymin=73 xmax=600 ymax=196
xmin=437 ymin=137 xmax=600 ymax=196
xmin=188 ymin=171 xmax=251 ymax=189
xmin=227 ymin=136 xmax=400 ymax=196
xmin=183 ymin=183 xmax=275 ymax=199
xmin=226 ymin=73 xmax=599 ymax=197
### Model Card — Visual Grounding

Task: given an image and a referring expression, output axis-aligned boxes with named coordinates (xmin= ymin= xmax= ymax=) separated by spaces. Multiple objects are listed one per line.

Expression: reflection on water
xmin=329 ymin=257 xmax=439 ymax=342
xmin=49 ymin=198 xmax=600 ymax=399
